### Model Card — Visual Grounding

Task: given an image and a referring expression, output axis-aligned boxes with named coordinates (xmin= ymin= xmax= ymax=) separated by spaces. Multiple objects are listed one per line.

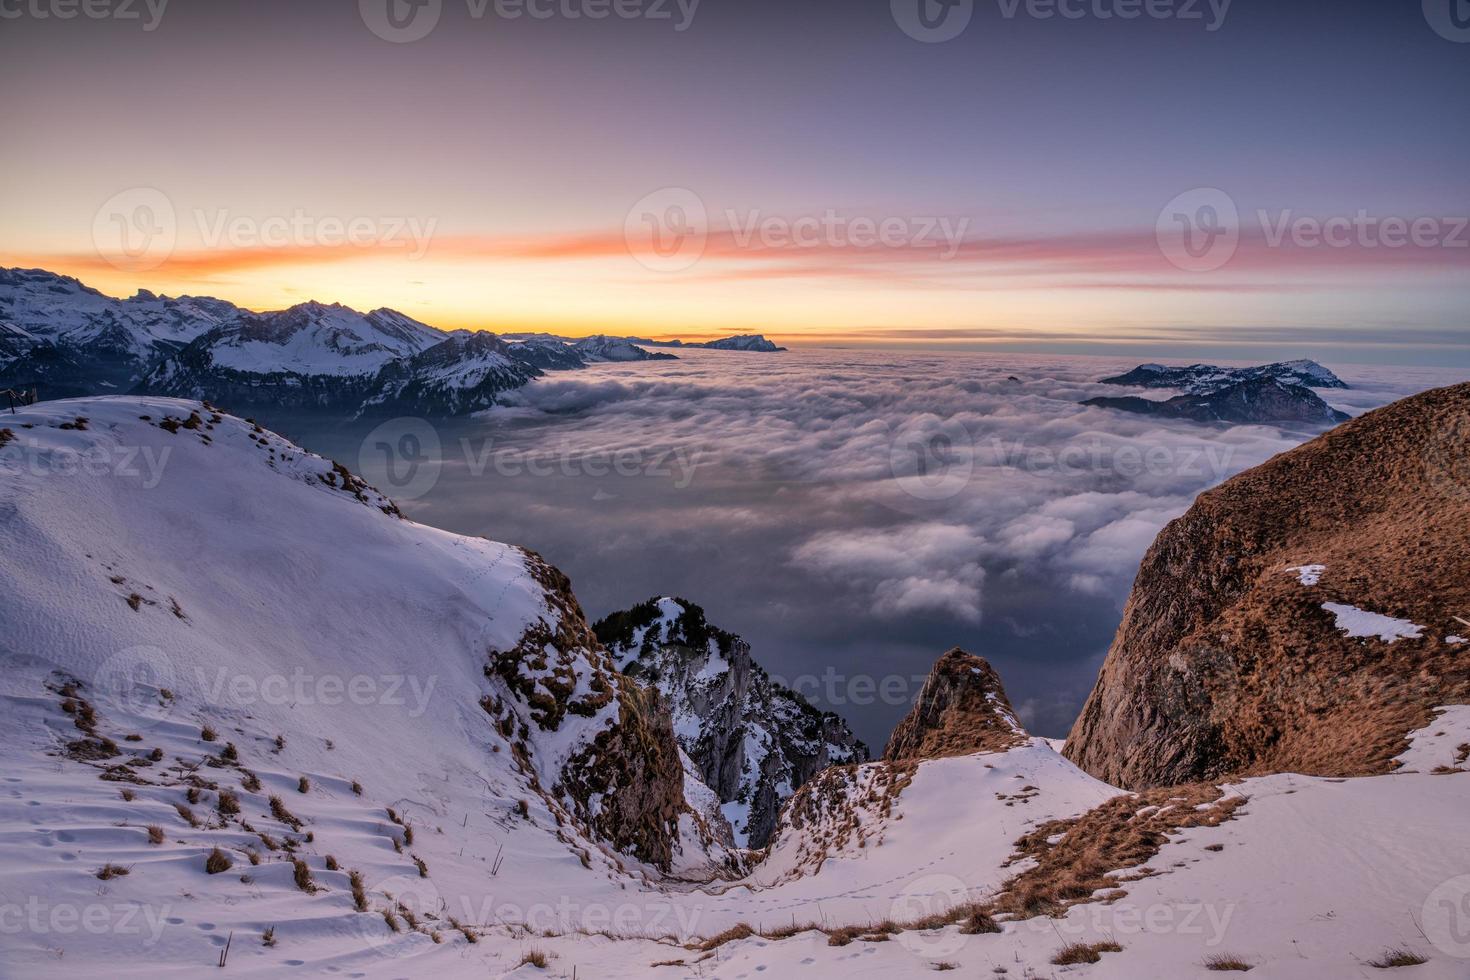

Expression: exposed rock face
xmin=593 ymin=597 xmax=868 ymax=848
xmin=884 ymin=648 xmax=1028 ymax=760
xmin=1083 ymin=377 xmax=1349 ymax=425
xmin=1065 ymin=382 xmax=1470 ymax=789
xmin=482 ymin=558 xmax=691 ymax=871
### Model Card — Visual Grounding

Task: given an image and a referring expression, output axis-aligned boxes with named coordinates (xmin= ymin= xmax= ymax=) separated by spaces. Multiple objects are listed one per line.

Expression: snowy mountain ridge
xmin=593 ymin=597 xmax=868 ymax=847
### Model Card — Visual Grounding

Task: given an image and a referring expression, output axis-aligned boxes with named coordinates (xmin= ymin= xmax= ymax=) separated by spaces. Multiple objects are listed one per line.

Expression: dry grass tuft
xmin=1204 ymin=953 xmax=1255 ymax=971
xmin=291 ymin=858 xmax=315 ymax=893
xmin=146 ymin=825 xmax=165 ymax=845
xmin=996 ymin=784 xmax=1243 ymax=919
xmin=349 ymin=870 xmax=368 ymax=912
xmin=697 ymin=924 xmax=755 ymax=951
xmin=518 ymin=948 xmax=550 ymax=969
xmin=269 ymin=795 xmax=303 ymax=830
xmin=217 ymin=789 xmax=241 ymax=817
xmin=1368 ymin=948 xmax=1428 ymax=969
xmin=1052 ymin=940 xmax=1123 ymax=965
xmin=205 ymin=848 xmax=233 ymax=875
xmin=95 ymin=863 xmax=130 ymax=880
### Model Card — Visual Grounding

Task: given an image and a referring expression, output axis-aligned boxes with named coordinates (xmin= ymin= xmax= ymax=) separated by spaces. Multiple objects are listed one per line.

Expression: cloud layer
xmin=322 ymin=349 xmax=1457 ymax=746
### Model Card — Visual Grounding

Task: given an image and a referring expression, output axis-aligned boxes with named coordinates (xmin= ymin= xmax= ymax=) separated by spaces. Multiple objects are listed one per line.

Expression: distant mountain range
xmin=1085 ymin=359 xmax=1352 ymax=424
xmin=1100 ymin=358 xmax=1349 ymax=395
xmin=0 ymin=267 xmax=784 ymax=417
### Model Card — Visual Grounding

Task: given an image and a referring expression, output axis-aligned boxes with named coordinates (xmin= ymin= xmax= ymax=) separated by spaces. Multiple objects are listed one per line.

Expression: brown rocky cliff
xmin=1064 ymin=382 xmax=1470 ymax=790
xmin=884 ymin=648 xmax=1029 ymax=760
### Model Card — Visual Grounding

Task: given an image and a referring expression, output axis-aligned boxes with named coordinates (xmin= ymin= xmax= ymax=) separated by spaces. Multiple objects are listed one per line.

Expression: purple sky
xmin=2 ymin=0 xmax=1466 ymax=361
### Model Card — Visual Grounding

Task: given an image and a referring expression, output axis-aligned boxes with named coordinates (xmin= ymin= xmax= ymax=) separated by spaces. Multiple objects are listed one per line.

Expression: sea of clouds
xmin=314 ymin=349 xmax=1458 ymax=747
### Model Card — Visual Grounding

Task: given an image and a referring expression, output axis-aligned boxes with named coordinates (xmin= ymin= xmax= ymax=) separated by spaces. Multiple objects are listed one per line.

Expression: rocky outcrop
xmin=1065 ymin=382 xmax=1470 ymax=789
xmin=884 ymin=648 xmax=1029 ymax=760
xmin=482 ymin=557 xmax=691 ymax=871
xmin=593 ymin=597 xmax=867 ymax=847
xmin=1084 ymin=377 xmax=1349 ymax=425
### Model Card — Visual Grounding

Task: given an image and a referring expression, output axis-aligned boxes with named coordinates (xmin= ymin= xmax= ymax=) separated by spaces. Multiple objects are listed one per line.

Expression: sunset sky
xmin=2 ymin=0 xmax=1466 ymax=362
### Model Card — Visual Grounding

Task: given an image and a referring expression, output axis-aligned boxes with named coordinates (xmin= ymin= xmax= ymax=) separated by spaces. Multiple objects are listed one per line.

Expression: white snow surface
xmin=1322 ymin=602 xmax=1426 ymax=642
xmin=1285 ymin=564 xmax=1326 ymax=586
xmin=206 ymin=304 xmax=444 ymax=377
xmin=2 ymin=397 xmax=1469 ymax=978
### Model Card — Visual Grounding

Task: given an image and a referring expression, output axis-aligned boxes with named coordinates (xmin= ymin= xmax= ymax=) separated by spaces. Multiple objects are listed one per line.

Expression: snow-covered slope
xmin=594 ymin=597 xmax=868 ymax=847
xmin=0 ymin=396 xmax=747 ymax=974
